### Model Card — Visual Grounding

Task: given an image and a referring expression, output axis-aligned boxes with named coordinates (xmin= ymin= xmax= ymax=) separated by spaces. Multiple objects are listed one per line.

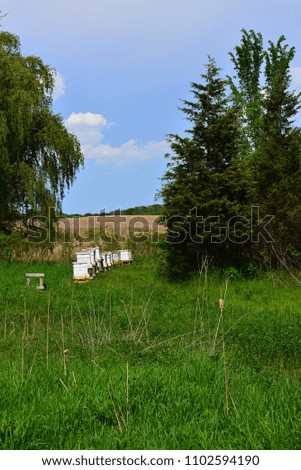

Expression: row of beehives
xmin=73 ymin=248 xmax=132 ymax=282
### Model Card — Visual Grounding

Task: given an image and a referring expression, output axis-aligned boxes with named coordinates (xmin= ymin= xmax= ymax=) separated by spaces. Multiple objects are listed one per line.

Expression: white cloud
xmin=65 ymin=112 xmax=107 ymax=128
xmin=88 ymin=139 xmax=170 ymax=166
xmin=65 ymin=111 xmax=169 ymax=166
xmin=52 ymin=71 xmax=65 ymax=101
xmin=65 ymin=112 xmax=109 ymax=146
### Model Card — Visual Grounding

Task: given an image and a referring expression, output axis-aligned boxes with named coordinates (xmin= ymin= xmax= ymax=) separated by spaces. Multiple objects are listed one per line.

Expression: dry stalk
xmin=141 ymin=329 xmax=200 ymax=353
xmin=210 ymin=276 xmax=231 ymax=354
xmin=59 ymin=378 xmax=68 ymax=391
xmin=193 ymin=256 xmax=209 ymax=351
xmin=4 ymin=312 xmax=7 ymax=339
xmin=91 ymin=359 xmax=104 ymax=370
xmin=61 ymin=315 xmax=67 ymax=376
xmin=31 ymin=315 xmax=36 ymax=340
xmin=126 ymin=361 xmax=129 ymax=424
xmin=46 ymin=294 xmax=50 ymax=369
xmin=72 ymin=370 xmax=77 ymax=387
xmin=113 ymin=405 xmax=123 ymax=433
xmin=122 ymin=300 xmax=134 ymax=339
xmin=219 ymin=278 xmax=232 ymax=416
xmin=23 ymin=299 xmax=29 ymax=341
xmin=229 ymin=390 xmax=239 ymax=416
xmin=70 ymin=288 xmax=74 ymax=343
xmin=222 ymin=334 xmax=229 ymax=416
xmin=193 ymin=276 xmax=201 ymax=349
xmin=21 ymin=330 xmax=25 ymax=380
xmin=109 ymin=390 xmax=127 ymax=433
xmin=138 ymin=290 xmax=155 ymax=343
xmin=27 ymin=345 xmax=39 ymax=380
xmin=203 ymin=258 xmax=210 ymax=350
xmin=8 ymin=320 xmax=15 ymax=338
xmin=270 ymin=243 xmax=301 ymax=285
xmin=109 ymin=292 xmax=113 ymax=341
xmin=215 ymin=312 xmax=249 ymax=348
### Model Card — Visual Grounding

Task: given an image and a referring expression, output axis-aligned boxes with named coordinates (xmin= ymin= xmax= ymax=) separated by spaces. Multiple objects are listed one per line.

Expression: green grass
xmin=0 ymin=256 xmax=300 ymax=449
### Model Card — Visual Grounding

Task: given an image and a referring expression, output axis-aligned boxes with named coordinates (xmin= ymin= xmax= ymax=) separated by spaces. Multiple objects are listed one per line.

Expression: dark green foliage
xmin=0 ymin=31 xmax=84 ymax=225
xmin=63 ymin=204 xmax=163 ymax=217
xmin=106 ymin=204 xmax=163 ymax=216
xmin=229 ymin=29 xmax=264 ymax=152
xmin=160 ymin=31 xmax=301 ymax=276
xmin=122 ymin=204 xmax=163 ymax=215
xmin=160 ymin=57 xmax=253 ymax=275
xmin=255 ymin=38 xmax=301 ymax=251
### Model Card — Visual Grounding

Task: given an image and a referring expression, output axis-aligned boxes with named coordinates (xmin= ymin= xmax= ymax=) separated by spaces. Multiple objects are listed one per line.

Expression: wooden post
xmin=25 ymin=273 xmax=45 ymax=290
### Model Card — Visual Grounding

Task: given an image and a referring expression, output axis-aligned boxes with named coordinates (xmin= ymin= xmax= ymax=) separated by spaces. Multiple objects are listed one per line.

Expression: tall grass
xmin=0 ymin=256 xmax=300 ymax=449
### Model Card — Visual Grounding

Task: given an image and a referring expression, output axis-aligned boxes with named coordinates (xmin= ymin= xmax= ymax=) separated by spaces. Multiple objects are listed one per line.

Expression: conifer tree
xmin=160 ymin=31 xmax=301 ymax=275
xmin=160 ymin=58 xmax=252 ymax=275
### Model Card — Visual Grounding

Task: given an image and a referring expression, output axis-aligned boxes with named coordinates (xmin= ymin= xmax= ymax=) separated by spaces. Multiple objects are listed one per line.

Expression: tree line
xmin=63 ymin=204 xmax=163 ymax=217
xmin=159 ymin=30 xmax=301 ymax=276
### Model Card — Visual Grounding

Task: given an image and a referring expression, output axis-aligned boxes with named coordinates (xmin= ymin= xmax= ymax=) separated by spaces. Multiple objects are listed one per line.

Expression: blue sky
xmin=2 ymin=0 xmax=301 ymax=214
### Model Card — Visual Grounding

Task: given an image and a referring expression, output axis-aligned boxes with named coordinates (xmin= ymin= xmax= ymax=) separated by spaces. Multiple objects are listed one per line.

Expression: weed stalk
xmin=61 ymin=315 xmax=67 ymax=376
xmin=46 ymin=294 xmax=50 ymax=369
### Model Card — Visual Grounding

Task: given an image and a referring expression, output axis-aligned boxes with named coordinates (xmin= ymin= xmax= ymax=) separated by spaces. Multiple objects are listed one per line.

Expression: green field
xmin=0 ymin=256 xmax=300 ymax=449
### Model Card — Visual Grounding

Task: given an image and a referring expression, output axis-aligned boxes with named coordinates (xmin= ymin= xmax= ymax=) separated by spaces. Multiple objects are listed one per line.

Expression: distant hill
xmin=63 ymin=204 xmax=163 ymax=217
xmin=113 ymin=204 xmax=163 ymax=216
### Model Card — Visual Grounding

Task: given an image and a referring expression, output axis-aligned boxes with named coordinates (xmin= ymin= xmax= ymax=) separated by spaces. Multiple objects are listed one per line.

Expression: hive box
xmin=72 ymin=262 xmax=92 ymax=281
xmin=118 ymin=250 xmax=132 ymax=262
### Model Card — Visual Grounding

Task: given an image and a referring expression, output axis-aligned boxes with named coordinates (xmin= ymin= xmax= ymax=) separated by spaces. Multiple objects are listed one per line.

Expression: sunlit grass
xmin=0 ymin=256 xmax=300 ymax=449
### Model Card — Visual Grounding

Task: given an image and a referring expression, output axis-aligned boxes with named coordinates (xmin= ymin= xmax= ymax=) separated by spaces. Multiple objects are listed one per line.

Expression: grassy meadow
xmin=0 ymin=255 xmax=300 ymax=449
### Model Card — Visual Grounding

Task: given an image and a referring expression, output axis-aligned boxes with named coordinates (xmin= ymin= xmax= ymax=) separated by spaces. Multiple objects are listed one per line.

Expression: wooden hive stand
xmin=25 ymin=273 xmax=45 ymax=290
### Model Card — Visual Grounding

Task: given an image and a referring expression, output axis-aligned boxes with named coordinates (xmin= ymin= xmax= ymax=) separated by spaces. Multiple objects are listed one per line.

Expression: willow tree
xmin=0 ymin=31 xmax=83 ymax=225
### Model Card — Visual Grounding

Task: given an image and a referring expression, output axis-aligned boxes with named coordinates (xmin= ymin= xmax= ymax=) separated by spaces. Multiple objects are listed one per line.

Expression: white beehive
xmin=118 ymin=250 xmax=132 ymax=262
xmin=112 ymin=251 xmax=120 ymax=263
xmin=72 ymin=262 xmax=92 ymax=281
xmin=106 ymin=252 xmax=113 ymax=267
xmin=102 ymin=253 xmax=108 ymax=270
xmin=73 ymin=246 xmax=133 ymax=283
xmin=76 ymin=251 xmax=91 ymax=264
xmin=76 ymin=251 xmax=95 ymax=277
xmin=103 ymin=252 xmax=111 ymax=268
xmin=93 ymin=247 xmax=103 ymax=272
xmin=89 ymin=249 xmax=96 ymax=265
xmin=90 ymin=249 xmax=97 ymax=276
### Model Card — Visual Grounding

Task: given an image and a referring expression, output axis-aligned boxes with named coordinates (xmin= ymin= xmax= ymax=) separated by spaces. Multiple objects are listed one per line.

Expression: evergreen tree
xmin=160 ymin=58 xmax=252 ymax=276
xmin=160 ymin=31 xmax=301 ymax=275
